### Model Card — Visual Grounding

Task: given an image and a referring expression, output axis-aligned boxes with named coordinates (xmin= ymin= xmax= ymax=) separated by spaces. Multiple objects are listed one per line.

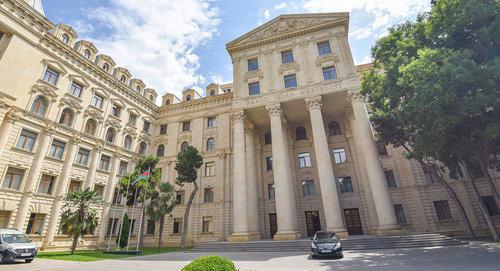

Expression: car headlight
xmin=311 ymin=243 xmax=318 ymax=249
xmin=334 ymin=242 xmax=341 ymax=249
xmin=5 ymin=244 xmax=15 ymax=251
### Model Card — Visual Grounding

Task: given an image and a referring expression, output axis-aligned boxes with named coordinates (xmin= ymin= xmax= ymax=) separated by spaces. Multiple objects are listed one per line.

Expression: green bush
xmin=181 ymin=255 xmax=236 ymax=271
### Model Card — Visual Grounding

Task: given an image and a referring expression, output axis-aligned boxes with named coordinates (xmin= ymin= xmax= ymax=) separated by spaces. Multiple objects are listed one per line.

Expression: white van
xmin=0 ymin=229 xmax=37 ymax=263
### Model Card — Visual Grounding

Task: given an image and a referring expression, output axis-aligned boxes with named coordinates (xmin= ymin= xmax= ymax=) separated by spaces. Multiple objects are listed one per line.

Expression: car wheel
xmin=0 ymin=253 xmax=4 ymax=264
xmin=25 ymin=259 xmax=34 ymax=263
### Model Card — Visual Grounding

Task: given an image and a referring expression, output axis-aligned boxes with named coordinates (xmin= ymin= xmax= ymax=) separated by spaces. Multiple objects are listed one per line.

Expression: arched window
xmin=61 ymin=34 xmax=69 ymax=44
xmin=149 ymin=95 xmax=154 ymax=102
xmin=165 ymin=99 xmax=170 ymax=105
xmin=103 ymin=63 xmax=110 ymax=72
xmin=84 ymin=119 xmax=97 ymax=135
xmin=59 ymin=108 xmax=74 ymax=126
xmin=181 ymin=141 xmax=189 ymax=151
xmin=295 ymin=127 xmax=307 ymax=141
xmin=206 ymin=138 xmax=216 ymax=151
xmin=186 ymin=95 xmax=191 ymax=101
xmin=264 ymin=131 xmax=272 ymax=145
xmin=31 ymin=96 xmax=47 ymax=116
xmin=136 ymin=86 xmax=141 ymax=93
xmin=156 ymin=144 xmax=165 ymax=157
xmin=120 ymin=75 xmax=126 ymax=83
xmin=105 ymin=128 xmax=116 ymax=143
xmin=328 ymin=121 xmax=341 ymax=136
xmin=124 ymin=135 xmax=133 ymax=150
xmin=139 ymin=141 xmax=147 ymax=155
xmin=83 ymin=49 xmax=91 ymax=59
xmin=210 ymin=90 xmax=215 ymax=96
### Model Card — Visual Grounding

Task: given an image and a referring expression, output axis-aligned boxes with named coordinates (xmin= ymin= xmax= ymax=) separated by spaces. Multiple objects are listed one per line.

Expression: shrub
xmin=181 ymin=255 xmax=237 ymax=271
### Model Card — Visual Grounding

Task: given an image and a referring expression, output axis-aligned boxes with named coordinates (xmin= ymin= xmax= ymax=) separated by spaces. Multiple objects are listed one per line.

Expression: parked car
xmin=310 ymin=231 xmax=343 ymax=259
xmin=0 ymin=229 xmax=37 ymax=263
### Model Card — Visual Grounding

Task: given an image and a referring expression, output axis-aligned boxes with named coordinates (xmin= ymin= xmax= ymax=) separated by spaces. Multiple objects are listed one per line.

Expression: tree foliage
xmin=146 ymin=182 xmax=176 ymax=252
xmin=117 ymin=213 xmax=130 ymax=249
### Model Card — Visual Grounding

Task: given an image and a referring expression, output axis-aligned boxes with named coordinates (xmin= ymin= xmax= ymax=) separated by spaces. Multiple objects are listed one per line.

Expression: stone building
xmin=0 ymin=0 xmax=498 ymax=250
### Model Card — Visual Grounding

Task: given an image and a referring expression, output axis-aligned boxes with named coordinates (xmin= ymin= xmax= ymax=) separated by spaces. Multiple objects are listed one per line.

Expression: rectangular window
xmin=16 ymin=129 xmax=37 ymax=152
xmin=176 ymin=191 xmax=185 ymax=205
xmin=302 ymin=180 xmax=315 ymax=197
xmin=394 ymin=204 xmax=407 ymax=224
xmin=317 ymin=41 xmax=332 ymax=56
xmin=42 ymin=67 xmax=59 ymax=85
xmin=322 ymin=66 xmax=337 ymax=81
xmin=129 ymin=219 xmax=136 ymax=236
xmin=119 ymin=161 xmax=128 ymax=175
xmin=91 ymin=94 xmax=104 ymax=109
xmin=207 ymin=117 xmax=216 ymax=128
xmin=94 ymin=184 xmax=105 ymax=197
xmin=482 ymin=196 xmax=500 ymax=216
xmin=281 ymin=50 xmax=294 ymax=64
xmin=385 ymin=170 xmax=397 ymax=188
xmin=37 ymin=174 xmax=55 ymax=195
xmin=143 ymin=121 xmax=151 ymax=134
xmin=0 ymin=211 xmax=10 ymax=228
xmin=268 ymin=183 xmax=275 ymax=200
xmin=433 ymin=200 xmax=453 ymax=220
xmin=112 ymin=104 xmax=122 ymax=118
xmin=48 ymin=139 xmax=66 ymax=160
xmin=68 ymin=180 xmax=82 ymax=193
xmin=69 ymin=81 xmax=83 ymax=97
xmin=205 ymin=162 xmax=215 ymax=176
xmin=26 ymin=213 xmax=45 ymax=235
xmin=298 ymin=152 xmax=311 ymax=168
xmin=332 ymin=148 xmax=347 ymax=164
xmin=266 ymin=156 xmax=273 ymax=171
xmin=2 ymin=167 xmax=24 ymax=190
xmin=248 ymin=82 xmax=260 ymax=96
xmin=377 ymin=141 xmax=388 ymax=156
xmin=182 ymin=121 xmax=191 ymax=132
xmin=75 ymin=148 xmax=90 ymax=166
xmin=159 ymin=124 xmax=168 ymax=135
xmin=423 ymin=166 xmax=439 ymax=184
xmin=284 ymin=74 xmax=297 ymax=89
xmin=204 ymin=188 xmax=214 ymax=203
xmin=146 ymin=219 xmax=155 ymax=235
xmin=202 ymin=216 xmax=212 ymax=233
xmin=247 ymin=58 xmax=258 ymax=71
xmin=173 ymin=218 xmax=183 ymax=234
xmin=128 ymin=114 xmax=138 ymax=126
xmin=106 ymin=218 xmax=119 ymax=236
xmin=99 ymin=155 xmax=111 ymax=171
xmin=338 ymin=177 xmax=354 ymax=193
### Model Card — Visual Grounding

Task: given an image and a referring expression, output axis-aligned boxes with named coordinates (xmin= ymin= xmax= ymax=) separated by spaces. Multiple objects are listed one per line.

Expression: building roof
xmin=24 ymin=0 xmax=45 ymax=16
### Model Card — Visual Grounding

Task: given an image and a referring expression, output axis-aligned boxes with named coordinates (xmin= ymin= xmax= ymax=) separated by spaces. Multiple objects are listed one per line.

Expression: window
xmin=26 ymin=213 xmax=45 ymax=235
xmin=264 ymin=131 xmax=272 ymax=145
xmin=302 ymin=180 xmax=315 ymax=197
xmin=385 ymin=170 xmax=397 ymax=188
xmin=268 ymin=183 xmax=275 ymax=199
xmin=322 ymin=66 xmax=337 ymax=81
xmin=182 ymin=121 xmax=191 ymax=132
xmin=377 ymin=141 xmax=388 ymax=156
xmin=394 ymin=204 xmax=407 ymax=224
xmin=159 ymin=124 xmax=167 ymax=135
xmin=112 ymin=188 xmax=121 ymax=204
xmin=482 ymin=196 xmax=500 ymax=216
xmin=165 ymin=99 xmax=171 ymax=105
xmin=136 ymin=86 xmax=142 ymax=93
xmin=185 ymin=94 xmax=191 ymax=101
xmin=146 ymin=220 xmax=155 ymax=235
xmin=128 ymin=114 xmax=138 ymax=126
xmin=281 ymin=50 xmax=294 ymax=64
xmin=433 ymin=200 xmax=453 ymax=220
xmin=119 ymin=161 xmax=128 ymax=175
xmin=129 ymin=219 xmax=136 ymax=235
xmin=266 ymin=156 xmax=273 ymax=171
xmin=468 ymin=160 xmax=485 ymax=179
xmin=202 ymin=216 xmax=212 ymax=233
xmin=99 ymin=155 xmax=111 ymax=171
xmin=173 ymin=218 xmax=183 ymax=234
xmin=42 ymin=67 xmax=59 ymax=85
xmin=333 ymin=148 xmax=347 ymax=164
xmin=247 ymin=58 xmax=258 ymax=71
xmin=180 ymin=141 xmax=189 ymax=151
xmin=175 ymin=191 xmax=185 ymax=205
xmin=84 ymin=119 xmax=97 ymax=136
xmin=317 ymin=41 xmax=332 ymax=56
xmin=16 ymin=129 xmax=37 ymax=152
xmin=37 ymin=174 xmax=55 ymax=195
xmin=103 ymin=63 xmax=110 ymax=72
xmin=49 ymin=139 xmax=66 ymax=160
xmin=284 ymin=74 xmax=297 ymax=89
xmin=207 ymin=117 xmax=216 ymax=128
xmin=298 ymin=153 xmax=311 ymax=168
xmin=83 ymin=49 xmax=91 ymax=59
xmin=204 ymin=188 xmax=214 ymax=203
xmin=69 ymin=81 xmax=83 ymax=98
xmin=205 ymin=162 xmax=215 ymax=176
xmin=143 ymin=121 xmax=151 ymax=134
xmin=75 ymin=148 xmax=90 ymax=166
xmin=139 ymin=142 xmax=147 ymax=155
xmin=209 ymin=90 xmax=216 ymax=96
xmin=91 ymin=94 xmax=104 ymax=109
xmin=124 ymin=136 xmax=133 ymax=150
xmin=31 ymin=96 xmax=47 ymax=116
xmin=68 ymin=180 xmax=82 ymax=193
xmin=59 ymin=108 xmax=74 ymax=126
xmin=206 ymin=138 xmax=216 ymax=151
xmin=156 ymin=145 xmax=165 ymax=157
xmin=112 ymin=104 xmax=122 ymax=118
xmin=339 ymin=177 xmax=354 ymax=193
xmin=2 ymin=167 xmax=24 ymax=190
xmin=149 ymin=95 xmax=154 ymax=102
xmin=94 ymin=184 xmax=105 ymax=197
xmin=0 ymin=211 xmax=10 ymax=228
xmin=423 ymin=166 xmax=440 ymax=184
xmin=248 ymin=82 xmax=260 ymax=96
xmin=120 ymin=75 xmax=126 ymax=83
xmin=295 ymin=127 xmax=307 ymax=141
xmin=328 ymin=121 xmax=341 ymax=136
xmin=105 ymin=128 xmax=116 ymax=143
xmin=106 ymin=218 xmax=119 ymax=236
xmin=61 ymin=34 xmax=69 ymax=44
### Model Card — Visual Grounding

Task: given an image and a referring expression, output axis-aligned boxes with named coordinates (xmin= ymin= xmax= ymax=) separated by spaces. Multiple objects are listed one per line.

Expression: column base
xmin=273 ymin=232 xmax=301 ymax=241
xmin=375 ymin=225 xmax=405 ymax=236
xmin=228 ymin=233 xmax=260 ymax=242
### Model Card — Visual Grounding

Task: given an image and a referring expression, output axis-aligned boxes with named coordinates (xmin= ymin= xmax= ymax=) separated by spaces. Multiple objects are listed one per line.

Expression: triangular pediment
xmin=226 ymin=13 xmax=349 ymax=54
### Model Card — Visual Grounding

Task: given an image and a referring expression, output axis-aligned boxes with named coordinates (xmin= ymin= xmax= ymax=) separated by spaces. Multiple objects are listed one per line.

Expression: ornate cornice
xmin=6 ymin=108 xmax=22 ymax=123
xmin=160 ymin=92 xmax=233 ymax=115
xmin=30 ymin=81 xmax=58 ymax=102
xmin=84 ymin=107 xmax=104 ymax=123
xmin=0 ymin=0 xmax=53 ymax=37
xmin=59 ymin=96 xmax=83 ymax=113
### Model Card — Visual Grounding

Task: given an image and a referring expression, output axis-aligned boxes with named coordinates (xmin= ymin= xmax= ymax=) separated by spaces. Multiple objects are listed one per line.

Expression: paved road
xmin=2 ymin=242 xmax=499 ymax=271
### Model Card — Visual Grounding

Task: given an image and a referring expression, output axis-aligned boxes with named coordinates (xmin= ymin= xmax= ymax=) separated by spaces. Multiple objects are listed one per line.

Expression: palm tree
xmin=146 ymin=182 xmax=176 ymax=252
xmin=60 ymin=188 xmax=102 ymax=254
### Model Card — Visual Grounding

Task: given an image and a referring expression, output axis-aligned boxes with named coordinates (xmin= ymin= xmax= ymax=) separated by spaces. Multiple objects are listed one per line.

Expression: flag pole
xmin=106 ymin=188 xmax=118 ymax=251
xmin=136 ymin=167 xmax=150 ymax=251
xmin=116 ymin=174 xmax=131 ymax=251
xmin=126 ymin=185 xmax=138 ymax=251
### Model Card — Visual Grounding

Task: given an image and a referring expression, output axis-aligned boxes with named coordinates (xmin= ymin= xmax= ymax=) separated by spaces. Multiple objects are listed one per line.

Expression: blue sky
xmin=41 ymin=0 xmax=430 ymax=99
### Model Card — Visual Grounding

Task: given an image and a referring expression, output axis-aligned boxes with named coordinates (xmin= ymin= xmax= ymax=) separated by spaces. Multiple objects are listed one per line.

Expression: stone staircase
xmin=188 ymin=234 xmax=468 ymax=253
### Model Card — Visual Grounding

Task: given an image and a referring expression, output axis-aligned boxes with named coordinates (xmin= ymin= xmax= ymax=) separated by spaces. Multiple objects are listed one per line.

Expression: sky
xmin=41 ymin=0 xmax=431 ymax=101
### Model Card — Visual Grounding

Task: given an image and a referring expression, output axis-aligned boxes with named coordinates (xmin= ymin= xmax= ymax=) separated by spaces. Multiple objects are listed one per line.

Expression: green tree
xmin=175 ymin=146 xmax=203 ymax=249
xmin=146 ymin=182 xmax=176 ymax=252
xmin=361 ymin=0 xmax=499 ymax=241
xmin=60 ymin=188 xmax=101 ymax=254
xmin=117 ymin=213 xmax=131 ymax=249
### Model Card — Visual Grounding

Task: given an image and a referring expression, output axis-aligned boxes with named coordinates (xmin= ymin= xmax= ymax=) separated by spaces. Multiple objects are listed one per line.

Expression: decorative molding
xmin=41 ymin=59 xmax=67 ymax=75
xmin=30 ymin=81 xmax=58 ymax=102
xmin=6 ymin=108 xmax=22 ymax=123
xmin=346 ymin=90 xmax=365 ymax=103
xmin=43 ymin=121 xmax=58 ymax=135
xmin=59 ymin=96 xmax=83 ymax=113
xmin=315 ymin=53 xmax=340 ymax=67
xmin=231 ymin=111 xmax=246 ymax=123
xmin=105 ymin=117 xmax=122 ymax=130
xmin=304 ymin=96 xmax=323 ymax=111
xmin=122 ymin=126 xmax=138 ymax=137
xmin=84 ymin=107 xmax=104 ymax=123
xmin=265 ymin=103 xmax=283 ymax=117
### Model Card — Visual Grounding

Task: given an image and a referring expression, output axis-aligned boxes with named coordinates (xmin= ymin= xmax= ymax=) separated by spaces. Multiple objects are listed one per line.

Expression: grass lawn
xmin=37 ymin=247 xmax=183 ymax=262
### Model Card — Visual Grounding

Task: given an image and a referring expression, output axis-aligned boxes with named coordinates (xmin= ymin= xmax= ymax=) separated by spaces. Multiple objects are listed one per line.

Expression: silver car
xmin=0 ymin=229 xmax=37 ymax=263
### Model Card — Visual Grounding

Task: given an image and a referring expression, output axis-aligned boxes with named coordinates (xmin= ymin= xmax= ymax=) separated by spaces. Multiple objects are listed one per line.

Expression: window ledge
xmin=11 ymin=147 xmax=35 ymax=155
xmin=73 ymin=163 xmax=89 ymax=169
xmin=46 ymin=156 xmax=64 ymax=163
xmin=0 ymin=188 xmax=22 ymax=193
xmin=97 ymin=169 xmax=110 ymax=174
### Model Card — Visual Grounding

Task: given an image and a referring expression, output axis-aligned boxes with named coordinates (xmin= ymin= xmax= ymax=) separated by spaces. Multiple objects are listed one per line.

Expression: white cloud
xmin=210 ymin=75 xmax=225 ymax=85
xmin=274 ymin=2 xmax=289 ymax=10
xmin=355 ymin=55 xmax=372 ymax=65
xmin=75 ymin=0 xmax=220 ymax=99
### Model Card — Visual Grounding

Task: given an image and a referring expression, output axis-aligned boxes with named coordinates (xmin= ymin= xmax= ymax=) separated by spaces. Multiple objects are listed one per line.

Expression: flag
xmin=131 ymin=168 xmax=151 ymax=186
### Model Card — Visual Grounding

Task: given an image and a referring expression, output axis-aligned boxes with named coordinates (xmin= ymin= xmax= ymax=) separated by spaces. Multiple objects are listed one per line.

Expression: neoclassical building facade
xmin=0 ymin=1 xmax=498 ymax=249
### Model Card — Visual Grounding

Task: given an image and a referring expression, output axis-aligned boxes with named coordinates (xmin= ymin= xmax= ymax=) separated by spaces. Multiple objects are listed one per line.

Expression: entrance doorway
xmin=305 ymin=211 xmax=321 ymax=237
xmin=344 ymin=208 xmax=363 ymax=235
xmin=269 ymin=213 xmax=277 ymax=239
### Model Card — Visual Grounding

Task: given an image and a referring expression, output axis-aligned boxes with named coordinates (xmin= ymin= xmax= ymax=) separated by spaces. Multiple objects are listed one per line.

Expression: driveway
xmin=2 ymin=242 xmax=499 ymax=271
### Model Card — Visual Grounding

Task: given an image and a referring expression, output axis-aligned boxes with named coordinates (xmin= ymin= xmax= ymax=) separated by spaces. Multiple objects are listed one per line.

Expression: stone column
xmin=42 ymin=134 xmax=81 ymax=248
xmin=83 ymin=140 xmax=104 ymax=189
xmin=305 ymin=96 xmax=348 ymax=237
xmin=229 ymin=111 xmax=253 ymax=241
xmin=98 ymin=153 xmax=121 ymax=244
xmin=13 ymin=123 xmax=56 ymax=231
xmin=0 ymin=109 xmax=21 ymax=158
xmin=245 ymin=128 xmax=260 ymax=238
xmin=266 ymin=104 xmax=300 ymax=240
xmin=348 ymin=92 xmax=401 ymax=234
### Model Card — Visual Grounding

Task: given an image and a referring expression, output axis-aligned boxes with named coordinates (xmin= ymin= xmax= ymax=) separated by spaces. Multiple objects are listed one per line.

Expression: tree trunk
xmin=70 ymin=234 xmax=79 ymax=255
xmin=158 ymin=216 xmax=164 ymax=253
xmin=180 ymin=181 xmax=198 ymax=249
xmin=474 ymin=153 xmax=500 ymax=206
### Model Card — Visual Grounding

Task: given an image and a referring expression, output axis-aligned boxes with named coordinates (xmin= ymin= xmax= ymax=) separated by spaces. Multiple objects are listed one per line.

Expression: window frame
xmin=48 ymin=139 xmax=66 ymax=160
xmin=284 ymin=74 xmax=298 ymax=89
xmin=75 ymin=148 xmax=90 ymax=166
xmin=322 ymin=66 xmax=337 ymax=81
xmin=301 ymin=180 xmax=316 ymax=197
xmin=298 ymin=152 xmax=312 ymax=168
xmin=42 ymin=66 xmax=60 ymax=85
xmin=247 ymin=58 xmax=258 ymax=72
xmin=68 ymin=81 xmax=83 ymax=98
xmin=281 ymin=50 xmax=294 ymax=64
xmin=2 ymin=167 xmax=24 ymax=190
xmin=248 ymin=82 xmax=260 ymax=96
xmin=332 ymin=148 xmax=347 ymax=164
xmin=317 ymin=41 xmax=332 ymax=56
xmin=16 ymin=129 xmax=38 ymax=152
xmin=338 ymin=176 xmax=354 ymax=193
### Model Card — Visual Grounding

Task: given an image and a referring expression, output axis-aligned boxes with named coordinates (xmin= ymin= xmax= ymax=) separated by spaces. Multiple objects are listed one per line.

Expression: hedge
xmin=181 ymin=255 xmax=237 ymax=271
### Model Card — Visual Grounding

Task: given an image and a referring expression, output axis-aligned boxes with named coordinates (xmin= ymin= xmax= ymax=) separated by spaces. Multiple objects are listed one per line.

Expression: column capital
xmin=347 ymin=90 xmax=366 ymax=103
xmin=343 ymin=109 xmax=355 ymax=120
xmin=305 ymin=96 xmax=323 ymax=111
xmin=231 ymin=111 xmax=246 ymax=123
xmin=6 ymin=109 xmax=22 ymax=124
xmin=95 ymin=139 xmax=105 ymax=151
xmin=43 ymin=122 xmax=57 ymax=135
xmin=71 ymin=133 xmax=83 ymax=144
xmin=266 ymin=103 xmax=283 ymax=117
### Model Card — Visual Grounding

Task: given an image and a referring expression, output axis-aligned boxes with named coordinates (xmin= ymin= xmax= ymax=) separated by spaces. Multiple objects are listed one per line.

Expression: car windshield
xmin=1 ymin=233 xmax=31 ymax=243
xmin=314 ymin=232 xmax=338 ymax=241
